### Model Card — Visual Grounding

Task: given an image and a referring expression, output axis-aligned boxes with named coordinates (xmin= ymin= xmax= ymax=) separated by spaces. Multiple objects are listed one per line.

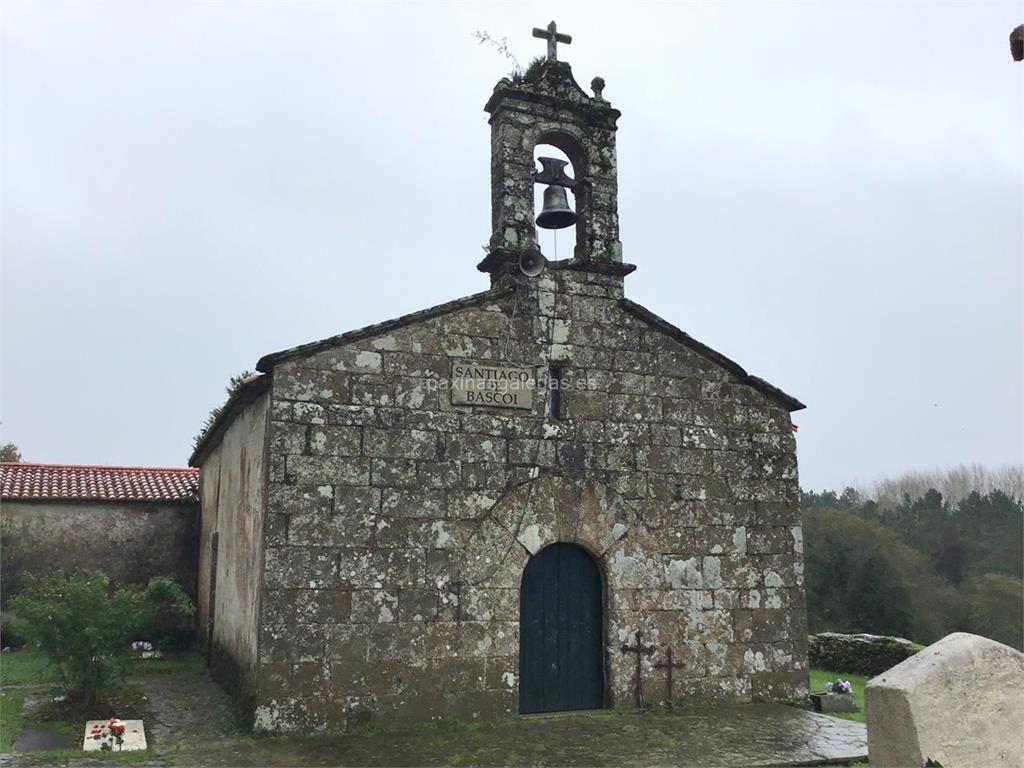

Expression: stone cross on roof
xmin=532 ymin=20 xmax=571 ymax=61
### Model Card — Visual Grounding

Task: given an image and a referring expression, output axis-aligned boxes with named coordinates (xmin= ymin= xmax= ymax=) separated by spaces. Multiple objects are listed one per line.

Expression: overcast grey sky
xmin=1 ymin=1 xmax=1021 ymax=491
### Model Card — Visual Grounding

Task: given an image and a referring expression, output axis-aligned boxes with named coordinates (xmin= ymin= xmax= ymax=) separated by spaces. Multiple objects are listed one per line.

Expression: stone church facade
xmin=192 ymin=38 xmax=808 ymax=732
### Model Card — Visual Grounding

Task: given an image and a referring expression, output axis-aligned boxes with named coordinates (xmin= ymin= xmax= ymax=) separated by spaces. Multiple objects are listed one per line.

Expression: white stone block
xmin=82 ymin=720 xmax=147 ymax=752
xmin=865 ymin=632 xmax=1024 ymax=768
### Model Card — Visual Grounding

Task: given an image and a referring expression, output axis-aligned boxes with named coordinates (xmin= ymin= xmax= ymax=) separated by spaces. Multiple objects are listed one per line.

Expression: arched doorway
xmin=519 ymin=543 xmax=604 ymax=713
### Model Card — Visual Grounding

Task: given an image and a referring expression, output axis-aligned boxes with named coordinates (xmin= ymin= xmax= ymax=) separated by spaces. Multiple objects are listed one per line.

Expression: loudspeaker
xmin=518 ymin=249 xmax=547 ymax=277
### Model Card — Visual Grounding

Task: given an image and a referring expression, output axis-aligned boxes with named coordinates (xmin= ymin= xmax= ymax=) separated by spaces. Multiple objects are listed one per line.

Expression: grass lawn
xmin=7 ymin=747 xmax=158 ymax=763
xmin=809 ymin=668 xmax=871 ymax=723
xmin=1 ymin=647 xmax=203 ymax=689
xmin=0 ymin=689 xmax=28 ymax=751
xmin=0 ymin=648 xmax=59 ymax=686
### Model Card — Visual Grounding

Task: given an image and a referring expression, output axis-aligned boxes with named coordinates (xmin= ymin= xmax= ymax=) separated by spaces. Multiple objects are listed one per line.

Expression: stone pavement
xmin=132 ymin=667 xmax=239 ymax=747
xmin=165 ymin=706 xmax=867 ymax=767
xmin=2 ymin=667 xmax=867 ymax=767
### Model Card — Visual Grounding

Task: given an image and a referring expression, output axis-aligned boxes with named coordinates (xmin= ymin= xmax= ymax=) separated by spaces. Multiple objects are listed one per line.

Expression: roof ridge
xmin=0 ymin=462 xmax=197 ymax=473
xmin=618 ymin=298 xmax=805 ymax=412
xmin=255 ymin=286 xmax=514 ymax=372
xmin=2 ymin=463 xmax=200 ymax=503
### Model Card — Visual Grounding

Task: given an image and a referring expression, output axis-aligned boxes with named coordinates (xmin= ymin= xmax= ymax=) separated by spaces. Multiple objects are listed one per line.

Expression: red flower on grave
xmin=107 ymin=717 xmax=126 ymax=737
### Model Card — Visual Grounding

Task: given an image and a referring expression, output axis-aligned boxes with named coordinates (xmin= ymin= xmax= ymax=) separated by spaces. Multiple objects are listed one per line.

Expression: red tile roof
xmin=0 ymin=463 xmax=199 ymax=503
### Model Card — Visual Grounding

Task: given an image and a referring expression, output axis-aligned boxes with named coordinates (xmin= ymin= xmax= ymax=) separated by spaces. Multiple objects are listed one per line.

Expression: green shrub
xmin=133 ymin=577 xmax=198 ymax=650
xmin=9 ymin=571 xmax=194 ymax=703
xmin=0 ymin=611 xmax=30 ymax=649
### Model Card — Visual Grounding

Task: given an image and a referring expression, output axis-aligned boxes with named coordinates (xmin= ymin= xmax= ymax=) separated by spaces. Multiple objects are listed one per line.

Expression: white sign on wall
xmin=450 ymin=362 xmax=535 ymax=410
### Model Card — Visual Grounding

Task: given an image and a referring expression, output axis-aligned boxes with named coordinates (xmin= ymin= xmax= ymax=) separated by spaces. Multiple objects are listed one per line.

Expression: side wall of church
xmin=253 ymin=270 xmax=807 ymax=732
xmin=197 ymin=392 xmax=269 ymax=704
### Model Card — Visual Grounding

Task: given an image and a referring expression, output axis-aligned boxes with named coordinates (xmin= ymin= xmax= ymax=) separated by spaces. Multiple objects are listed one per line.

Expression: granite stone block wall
xmin=249 ymin=265 xmax=808 ymax=732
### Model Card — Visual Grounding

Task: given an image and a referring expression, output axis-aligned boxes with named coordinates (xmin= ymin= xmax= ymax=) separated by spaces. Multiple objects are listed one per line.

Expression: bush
xmin=0 ymin=612 xmax=29 ymax=649
xmin=133 ymin=577 xmax=197 ymax=651
xmin=9 ymin=571 xmax=194 ymax=703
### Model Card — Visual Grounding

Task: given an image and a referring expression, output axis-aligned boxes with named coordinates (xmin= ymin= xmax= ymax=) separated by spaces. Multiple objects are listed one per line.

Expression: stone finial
xmin=591 ymin=77 xmax=606 ymax=100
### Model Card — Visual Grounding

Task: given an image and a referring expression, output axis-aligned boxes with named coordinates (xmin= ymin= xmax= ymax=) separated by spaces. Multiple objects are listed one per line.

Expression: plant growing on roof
xmin=473 ymin=30 xmax=523 ymax=78
xmin=521 ymin=55 xmax=545 ymax=84
xmin=473 ymin=31 xmax=545 ymax=84
xmin=192 ymin=370 xmax=255 ymax=452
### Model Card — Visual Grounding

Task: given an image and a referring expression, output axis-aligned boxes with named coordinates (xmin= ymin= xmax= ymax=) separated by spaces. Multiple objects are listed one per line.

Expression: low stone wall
xmin=809 ymin=632 xmax=919 ymax=677
xmin=0 ymin=500 xmax=199 ymax=605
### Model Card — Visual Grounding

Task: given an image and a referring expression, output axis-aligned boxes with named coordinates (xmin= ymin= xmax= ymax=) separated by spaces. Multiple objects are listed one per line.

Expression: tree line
xmin=802 ymin=477 xmax=1023 ymax=650
xmin=860 ymin=463 xmax=1022 ymax=509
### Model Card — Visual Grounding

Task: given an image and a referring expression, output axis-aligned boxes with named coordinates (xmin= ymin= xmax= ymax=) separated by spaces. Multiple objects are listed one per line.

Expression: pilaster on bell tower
xmin=478 ymin=22 xmax=633 ymax=282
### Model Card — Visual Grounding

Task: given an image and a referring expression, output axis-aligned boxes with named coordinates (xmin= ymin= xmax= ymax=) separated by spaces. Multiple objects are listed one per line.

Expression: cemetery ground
xmin=0 ymin=648 xmax=868 ymax=767
xmin=807 ymin=670 xmax=869 ymax=724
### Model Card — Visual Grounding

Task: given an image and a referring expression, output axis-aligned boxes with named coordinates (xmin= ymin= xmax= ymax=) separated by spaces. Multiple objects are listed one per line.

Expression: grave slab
xmin=82 ymin=719 xmax=147 ymax=752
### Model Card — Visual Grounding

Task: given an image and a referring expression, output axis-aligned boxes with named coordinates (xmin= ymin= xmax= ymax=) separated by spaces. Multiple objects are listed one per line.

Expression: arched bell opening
xmin=519 ymin=542 xmax=605 ymax=714
xmin=532 ymin=135 xmax=585 ymax=262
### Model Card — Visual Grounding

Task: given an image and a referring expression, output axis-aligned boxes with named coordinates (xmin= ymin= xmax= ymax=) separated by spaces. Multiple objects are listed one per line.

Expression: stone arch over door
xmin=454 ymin=474 xmax=643 ymax=589
xmin=453 ymin=473 xmax=651 ymax=711
xmin=519 ymin=542 xmax=604 ymax=713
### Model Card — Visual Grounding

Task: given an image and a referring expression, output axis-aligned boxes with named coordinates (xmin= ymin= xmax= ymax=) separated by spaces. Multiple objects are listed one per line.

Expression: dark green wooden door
xmin=519 ymin=543 xmax=604 ymax=714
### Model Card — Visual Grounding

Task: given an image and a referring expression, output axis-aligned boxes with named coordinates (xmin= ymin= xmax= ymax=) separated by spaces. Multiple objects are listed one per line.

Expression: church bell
xmin=535 ymin=185 xmax=577 ymax=230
